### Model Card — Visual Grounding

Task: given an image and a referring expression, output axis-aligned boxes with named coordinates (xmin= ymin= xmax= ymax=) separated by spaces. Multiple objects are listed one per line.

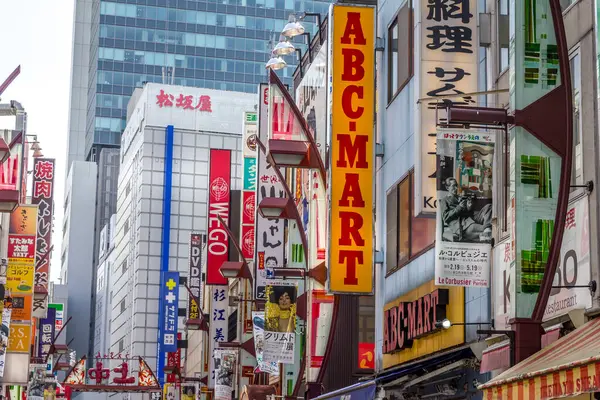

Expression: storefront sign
xmin=31 ymin=159 xmax=55 ymax=303
xmin=37 ymin=307 xmax=55 ymax=358
xmin=383 ymin=281 xmax=464 ymax=368
xmin=329 ymin=4 xmax=375 ymax=294
xmin=214 ymin=349 xmax=236 ymax=400
xmin=159 ymin=271 xmax=179 ymax=353
xmin=254 ymin=84 xmax=285 ymax=300
xmin=10 ymin=294 xmax=32 ymax=321
xmin=358 ymin=343 xmax=375 ymax=369
xmin=206 ymin=149 xmax=231 ymax=285
xmin=48 ymin=303 xmax=64 ymax=332
xmin=156 ymin=89 xmax=212 ymax=112
xmin=414 ymin=0 xmax=479 ymax=216
xmin=166 ymin=333 xmax=182 ymax=383
xmin=435 ymin=130 xmax=494 ymax=288
xmin=241 ymin=113 xmax=257 ymax=261
xmin=7 ymin=205 xmax=38 ymax=296
xmin=8 ymin=323 xmax=31 ymax=353
xmin=384 ymin=289 xmax=449 ymax=353
xmin=493 ymin=197 xmax=592 ymax=327
xmin=188 ymin=234 xmax=203 ymax=320
xmin=209 ymin=287 xmax=229 ymax=388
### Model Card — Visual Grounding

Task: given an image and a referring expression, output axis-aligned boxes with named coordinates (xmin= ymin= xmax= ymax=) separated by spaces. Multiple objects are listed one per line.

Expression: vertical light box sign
xmin=329 ymin=5 xmax=375 ymax=294
xmin=241 ymin=112 xmax=258 ymax=262
xmin=206 ymin=149 xmax=232 ymax=286
xmin=509 ymin=0 xmax=562 ymax=318
xmin=414 ymin=0 xmax=479 ymax=216
xmin=208 ymin=286 xmax=229 ymax=389
xmin=254 ymin=84 xmax=286 ymax=300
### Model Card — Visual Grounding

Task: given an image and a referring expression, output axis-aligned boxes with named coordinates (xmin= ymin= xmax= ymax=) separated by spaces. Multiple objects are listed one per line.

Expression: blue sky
xmin=0 ymin=0 xmax=75 ymax=282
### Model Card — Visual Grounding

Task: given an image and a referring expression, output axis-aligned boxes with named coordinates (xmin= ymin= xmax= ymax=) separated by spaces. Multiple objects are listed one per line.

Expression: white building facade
xmin=108 ymin=83 xmax=255 ymax=375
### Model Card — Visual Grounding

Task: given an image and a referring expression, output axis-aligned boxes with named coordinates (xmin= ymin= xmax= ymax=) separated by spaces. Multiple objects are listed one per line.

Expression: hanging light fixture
xmin=281 ymin=14 xmax=305 ymax=38
xmin=30 ymin=141 xmax=40 ymax=151
xmin=33 ymin=148 xmax=44 ymax=158
xmin=265 ymin=56 xmax=287 ymax=70
xmin=272 ymin=39 xmax=295 ymax=56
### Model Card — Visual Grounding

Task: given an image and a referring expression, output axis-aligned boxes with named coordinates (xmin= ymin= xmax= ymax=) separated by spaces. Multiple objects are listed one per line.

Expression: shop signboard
xmin=263 ymin=280 xmax=297 ymax=364
xmin=7 ymin=205 xmax=38 ymax=297
xmin=213 ymin=348 xmax=237 ymax=400
xmin=251 ymin=311 xmax=279 ymax=375
xmin=494 ymin=197 xmax=592 ymax=327
xmin=241 ymin=112 xmax=257 ymax=261
xmin=187 ymin=233 xmax=203 ymax=319
xmin=159 ymin=271 xmax=179 ymax=353
xmin=48 ymin=303 xmax=64 ymax=332
xmin=31 ymin=158 xmax=55 ymax=318
xmin=37 ymin=307 xmax=55 ymax=358
xmin=8 ymin=323 xmax=31 ymax=353
xmin=209 ymin=287 xmax=229 ymax=388
xmin=206 ymin=149 xmax=231 ymax=286
xmin=435 ymin=130 xmax=494 ymax=288
xmin=382 ymin=281 xmax=464 ymax=369
xmin=254 ymin=84 xmax=285 ymax=300
xmin=414 ymin=0 xmax=479 ymax=216
xmin=328 ymin=4 xmax=375 ymax=294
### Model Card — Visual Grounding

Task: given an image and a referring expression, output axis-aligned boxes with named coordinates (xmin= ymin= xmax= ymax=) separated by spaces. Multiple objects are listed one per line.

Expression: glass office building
xmin=87 ymin=0 xmax=330 ymax=161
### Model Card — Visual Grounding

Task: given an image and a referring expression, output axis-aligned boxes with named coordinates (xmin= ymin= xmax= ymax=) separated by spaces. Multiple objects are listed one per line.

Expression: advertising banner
xmin=329 ymin=4 xmax=375 ymax=294
xmin=7 ymin=205 xmax=38 ymax=296
xmin=31 ymin=159 xmax=55 ymax=313
xmin=435 ymin=130 xmax=494 ymax=288
xmin=0 ymin=305 xmax=12 ymax=377
xmin=414 ymin=0 xmax=479 ymax=216
xmin=11 ymin=294 xmax=32 ymax=321
xmin=37 ymin=307 xmax=55 ymax=358
xmin=241 ymin=112 xmax=257 ymax=261
xmin=166 ymin=333 xmax=182 ymax=383
xmin=48 ymin=303 xmax=64 ymax=332
xmin=209 ymin=287 xmax=229 ymax=388
xmin=181 ymin=383 xmax=198 ymax=400
xmin=254 ymin=84 xmax=285 ymax=300
xmin=214 ymin=349 xmax=237 ymax=400
xmin=263 ymin=280 xmax=297 ymax=364
xmin=159 ymin=271 xmax=179 ymax=353
xmin=8 ymin=323 xmax=31 ymax=353
xmin=206 ymin=149 xmax=231 ymax=285
xmin=494 ymin=197 xmax=592 ymax=327
xmin=251 ymin=312 xmax=279 ymax=374
xmin=187 ymin=234 xmax=203 ymax=319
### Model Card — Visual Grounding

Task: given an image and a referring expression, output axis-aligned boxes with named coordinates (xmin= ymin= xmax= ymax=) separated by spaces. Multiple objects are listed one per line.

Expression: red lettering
xmin=417 ymin=297 xmax=423 ymax=336
xmin=341 ymin=49 xmax=365 ymax=82
xmin=383 ymin=309 xmax=389 ymax=353
xmin=338 ymin=250 xmax=362 ymax=285
xmin=389 ymin=307 xmax=398 ymax=351
xmin=339 ymin=174 xmax=365 ymax=207
xmin=339 ymin=211 xmax=365 ymax=246
xmin=341 ymin=86 xmax=364 ymax=119
xmin=431 ymin=290 xmax=439 ymax=323
xmin=337 ymin=134 xmax=369 ymax=168
xmin=397 ymin=305 xmax=405 ymax=349
xmin=340 ymin=12 xmax=367 ymax=45
xmin=407 ymin=302 xmax=417 ymax=340
xmin=423 ymin=294 xmax=431 ymax=333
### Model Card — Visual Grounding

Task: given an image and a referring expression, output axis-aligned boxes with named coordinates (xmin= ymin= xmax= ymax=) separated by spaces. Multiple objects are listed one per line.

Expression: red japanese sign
xmin=166 ymin=333 xmax=182 ymax=383
xmin=156 ymin=89 xmax=212 ymax=112
xmin=8 ymin=235 xmax=35 ymax=259
xmin=241 ymin=225 xmax=255 ymax=260
xmin=31 ymin=159 xmax=55 ymax=296
xmin=242 ymin=191 xmax=255 ymax=225
xmin=206 ymin=149 xmax=231 ymax=285
xmin=358 ymin=343 xmax=375 ymax=369
xmin=0 ymin=137 xmax=22 ymax=191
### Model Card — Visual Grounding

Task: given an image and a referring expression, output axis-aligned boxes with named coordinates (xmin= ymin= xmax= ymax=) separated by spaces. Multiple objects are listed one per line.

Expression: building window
xmin=388 ymin=0 xmax=413 ymax=102
xmin=121 ymin=259 xmax=128 ymax=274
xmin=358 ymin=296 xmax=375 ymax=344
xmin=120 ymin=300 xmax=125 ymax=314
xmin=570 ymin=48 xmax=582 ymax=188
xmin=118 ymin=339 xmax=124 ymax=353
xmin=386 ymin=170 xmax=436 ymax=274
xmin=124 ymin=219 xmax=129 ymax=235
xmin=498 ymin=0 xmax=509 ymax=72
xmin=125 ymin=182 xmax=131 ymax=196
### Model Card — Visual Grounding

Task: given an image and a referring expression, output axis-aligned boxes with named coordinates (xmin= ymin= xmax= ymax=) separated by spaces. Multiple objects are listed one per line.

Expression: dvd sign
xmin=206 ymin=149 xmax=231 ymax=285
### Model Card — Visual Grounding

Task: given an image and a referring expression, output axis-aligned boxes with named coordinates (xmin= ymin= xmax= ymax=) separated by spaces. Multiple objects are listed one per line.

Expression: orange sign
xmin=329 ymin=5 xmax=375 ymax=294
xmin=9 ymin=205 xmax=38 ymax=235
xmin=358 ymin=343 xmax=375 ymax=369
xmin=10 ymin=294 xmax=32 ymax=321
xmin=7 ymin=323 xmax=31 ymax=353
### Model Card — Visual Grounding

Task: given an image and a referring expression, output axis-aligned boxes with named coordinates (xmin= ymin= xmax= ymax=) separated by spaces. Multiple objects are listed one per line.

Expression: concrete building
xmin=106 ymin=83 xmax=254 ymax=374
xmin=60 ymin=161 xmax=98 ymax=363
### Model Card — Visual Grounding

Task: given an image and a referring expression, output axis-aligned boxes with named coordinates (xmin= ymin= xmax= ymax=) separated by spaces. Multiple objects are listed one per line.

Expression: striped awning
xmin=479 ymin=318 xmax=600 ymax=399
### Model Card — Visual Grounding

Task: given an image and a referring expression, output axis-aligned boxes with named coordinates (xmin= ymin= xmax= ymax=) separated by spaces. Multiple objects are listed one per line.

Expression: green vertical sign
xmin=509 ymin=0 xmax=562 ymax=318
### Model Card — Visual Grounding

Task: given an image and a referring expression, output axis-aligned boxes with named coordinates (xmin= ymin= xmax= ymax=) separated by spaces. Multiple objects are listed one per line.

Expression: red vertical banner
xmin=206 ymin=149 xmax=231 ymax=285
xmin=31 ymin=159 xmax=55 ymax=318
xmin=167 ymin=333 xmax=182 ymax=382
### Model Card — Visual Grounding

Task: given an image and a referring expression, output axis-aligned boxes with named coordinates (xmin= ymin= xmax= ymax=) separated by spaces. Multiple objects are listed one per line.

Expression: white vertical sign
xmin=414 ymin=0 xmax=479 ymax=216
xmin=208 ymin=287 xmax=229 ymax=388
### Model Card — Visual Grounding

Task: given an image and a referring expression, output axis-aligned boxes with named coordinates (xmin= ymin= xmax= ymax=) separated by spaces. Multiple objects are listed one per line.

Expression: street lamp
xmin=281 ymin=15 xmax=305 ymax=38
xmin=436 ymin=319 xmax=493 ymax=330
xmin=265 ymin=56 xmax=287 ymax=70
xmin=272 ymin=39 xmax=295 ymax=56
xmin=219 ymin=261 xmax=253 ymax=281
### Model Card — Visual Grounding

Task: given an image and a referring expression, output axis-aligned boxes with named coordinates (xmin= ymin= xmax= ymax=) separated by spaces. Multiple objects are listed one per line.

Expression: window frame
xmin=386 ymin=169 xmax=436 ymax=276
xmin=387 ymin=0 xmax=414 ymax=104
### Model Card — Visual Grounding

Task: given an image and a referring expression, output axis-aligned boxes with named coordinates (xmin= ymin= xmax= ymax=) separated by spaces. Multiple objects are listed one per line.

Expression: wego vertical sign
xmin=206 ymin=149 xmax=231 ymax=286
xmin=329 ymin=5 xmax=375 ymax=294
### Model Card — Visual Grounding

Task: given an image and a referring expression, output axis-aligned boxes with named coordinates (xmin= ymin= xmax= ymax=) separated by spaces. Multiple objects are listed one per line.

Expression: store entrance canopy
xmin=479 ymin=318 xmax=600 ymax=399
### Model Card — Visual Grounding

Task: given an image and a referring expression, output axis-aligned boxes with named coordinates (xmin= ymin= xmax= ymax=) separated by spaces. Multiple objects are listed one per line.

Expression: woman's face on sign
xmin=278 ymin=292 xmax=291 ymax=310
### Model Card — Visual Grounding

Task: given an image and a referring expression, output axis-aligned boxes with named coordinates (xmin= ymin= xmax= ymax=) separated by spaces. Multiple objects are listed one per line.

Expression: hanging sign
xmin=206 ymin=149 xmax=231 ymax=286
xmin=187 ymin=234 xmax=203 ymax=319
xmin=159 ymin=271 xmax=179 ymax=353
xmin=329 ymin=4 xmax=375 ymax=294
xmin=214 ymin=349 xmax=237 ymax=400
xmin=435 ymin=130 xmax=494 ymax=287
xmin=209 ymin=287 xmax=229 ymax=388
xmin=251 ymin=312 xmax=279 ymax=375
xmin=263 ymin=281 xmax=297 ymax=364
xmin=414 ymin=0 xmax=479 ymax=216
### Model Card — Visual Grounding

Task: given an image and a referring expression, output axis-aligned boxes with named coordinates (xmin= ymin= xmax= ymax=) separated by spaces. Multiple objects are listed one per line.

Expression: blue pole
xmin=157 ymin=125 xmax=174 ymax=386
